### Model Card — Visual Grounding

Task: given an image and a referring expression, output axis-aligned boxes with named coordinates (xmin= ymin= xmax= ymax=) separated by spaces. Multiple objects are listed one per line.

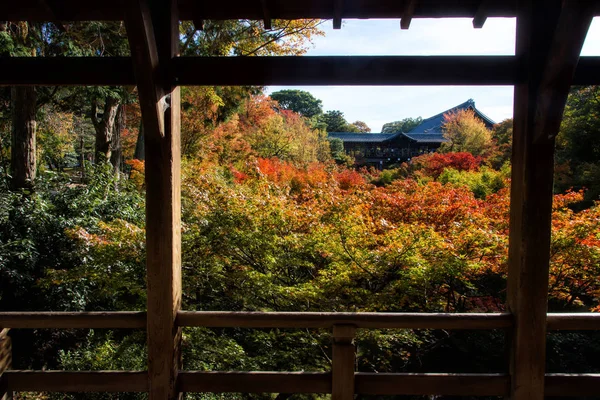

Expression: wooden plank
xmin=174 ymin=55 xmax=520 ymax=85
xmin=177 ymin=311 xmax=513 ymax=329
xmin=544 ymin=373 xmax=600 ymax=397
xmin=0 ymin=57 xmax=134 ymax=86
xmin=2 ymin=56 xmax=600 ymax=87
xmin=3 ymin=371 xmax=148 ymax=392
xmin=507 ymin=1 xmax=595 ymax=400
xmin=546 ymin=313 xmax=600 ymax=330
xmin=355 ymin=373 xmax=509 ymax=396
xmin=1 ymin=0 xmax=527 ymax=21
xmin=0 ymin=312 xmax=146 ymax=329
xmin=178 ymin=371 xmax=331 ymax=393
xmin=332 ymin=325 xmax=355 ymax=400
xmin=125 ymin=0 xmax=183 ymax=399
xmin=400 ymin=0 xmax=417 ymax=29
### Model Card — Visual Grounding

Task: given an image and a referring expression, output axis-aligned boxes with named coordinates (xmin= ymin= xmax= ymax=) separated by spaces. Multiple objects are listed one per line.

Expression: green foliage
xmin=381 ymin=117 xmax=423 ymax=134
xmin=556 ymin=86 xmax=600 ymax=204
xmin=270 ymin=90 xmax=323 ymax=118
xmin=319 ymin=110 xmax=349 ymax=132
xmin=438 ymin=166 xmax=508 ymax=199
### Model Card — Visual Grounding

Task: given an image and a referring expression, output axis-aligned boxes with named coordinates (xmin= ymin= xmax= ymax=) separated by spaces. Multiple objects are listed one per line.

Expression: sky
xmin=266 ymin=17 xmax=600 ymax=132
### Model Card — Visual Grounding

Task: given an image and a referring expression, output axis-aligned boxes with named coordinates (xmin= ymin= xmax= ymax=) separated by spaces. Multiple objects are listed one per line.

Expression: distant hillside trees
xmin=270 ymin=89 xmax=323 ymax=118
xmin=381 ymin=117 xmax=423 ymax=134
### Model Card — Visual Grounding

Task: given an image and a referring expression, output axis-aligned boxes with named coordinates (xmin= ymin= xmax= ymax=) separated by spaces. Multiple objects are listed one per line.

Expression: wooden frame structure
xmin=1 ymin=0 xmax=600 ymax=399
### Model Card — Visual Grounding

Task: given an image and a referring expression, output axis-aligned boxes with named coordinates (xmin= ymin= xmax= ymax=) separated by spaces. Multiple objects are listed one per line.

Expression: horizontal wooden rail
xmin=546 ymin=313 xmax=600 ymax=330
xmin=3 ymin=371 xmax=600 ymax=396
xmin=178 ymin=371 xmax=331 ymax=393
xmin=545 ymin=373 xmax=600 ymax=397
xmin=355 ymin=373 xmax=510 ymax=396
xmin=1 ymin=56 xmax=600 ymax=87
xmin=2 ymin=371 xmax=148 ymax=392
xmin=177 ymin=311 xmax=514 ymax=329
xmin=0 ymin=312 xmax=146 ymax=329
xmin=1 ymin=311 xmax=598 ymax=330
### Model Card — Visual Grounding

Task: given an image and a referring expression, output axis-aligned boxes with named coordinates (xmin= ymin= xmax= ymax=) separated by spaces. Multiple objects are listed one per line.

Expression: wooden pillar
xmin=507 ymin=1 xmax=593 ymax=399
xmin=332 ymin=324 xmax=356 ymax=400
xmin=125 ymin=0 xmax=181 ymax=399
xmin=0 ymin=329 xmax=12 ymax=400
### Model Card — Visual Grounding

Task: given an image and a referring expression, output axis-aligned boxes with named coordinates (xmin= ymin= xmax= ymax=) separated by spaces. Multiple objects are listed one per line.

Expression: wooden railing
xmin=1 ymin=311 xmax=599 ymax=397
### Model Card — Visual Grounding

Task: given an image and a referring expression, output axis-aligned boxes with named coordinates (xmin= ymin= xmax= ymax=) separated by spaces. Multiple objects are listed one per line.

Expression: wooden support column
xmin=507 ymin=1 xmax=593 ymax=399
xmin=125 ymin=0 xmax=182 ymax=399
xmin=0 ymin=329 xmax=12 ymax=400
xmin=332 ymin=325 xmax=356 ymax=400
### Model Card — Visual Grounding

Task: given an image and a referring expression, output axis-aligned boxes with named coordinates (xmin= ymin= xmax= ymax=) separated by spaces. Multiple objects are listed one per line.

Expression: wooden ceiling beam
xmin=2 ymin=0 xmax=532 ymax=21
xmin=2 ymin=55 xmax=600 ymax=86
xmin=400 ymin=0 xmax=416 ymax=30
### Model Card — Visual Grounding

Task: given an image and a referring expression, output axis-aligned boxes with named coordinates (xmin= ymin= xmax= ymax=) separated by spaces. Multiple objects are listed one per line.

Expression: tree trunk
xmin=110 ymin=104 xmax=125 ymax=177
xmin=92 ymin=97 xmax=120 ymax=163
xmin=133 ymin=120 xmax=145 ymax=160
xmin=10 ymin=86 xmax=37 ymax=190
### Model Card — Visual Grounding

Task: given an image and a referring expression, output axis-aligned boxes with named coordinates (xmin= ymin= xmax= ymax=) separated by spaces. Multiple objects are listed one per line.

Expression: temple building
xmin=328 ymin=99 xmax=495 ymax=167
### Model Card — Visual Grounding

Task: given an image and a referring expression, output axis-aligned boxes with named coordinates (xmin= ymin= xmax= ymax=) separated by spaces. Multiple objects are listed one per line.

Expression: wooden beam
xmin=332 ymin=325 xmax=355 ymax=400
xmin=0 ymin=312 xmax=146 ymax=329
xmin=174 ymin=55 xmax=520 ymax=85
xmin=3 ymin=371 xmax=148 ymax=392
xmin=355 ymin=373 xmax=509 ymax=396
xmin=473 ymin=0 xmax=490 ymax=28
xmin=177 ymin=311 xmax=513 ymax=329
xmin=544 ymin=374 xmax=600 ymax=397
xmin=2 ymin=56 xmax=600 ymax=87
xmin=178 ymin=372 xmax=331 ymax=393
xmin=507 ymin=1 xmax=594 ymax=400
xmin=401 ymin=0 xmax=417 ymax=29
xmin=333 ymin=0 xmax=343 ymax=29
xmin=259 ymin=0 xmax=272 ymax=30
xmin=125 ymin=0 xmax=182 ymax=399
xmin=546 ymin=313 xmax=600 ymax=330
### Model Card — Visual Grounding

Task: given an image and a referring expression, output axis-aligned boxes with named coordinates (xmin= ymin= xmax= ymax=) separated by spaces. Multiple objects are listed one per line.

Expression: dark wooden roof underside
xmin=4 ymin=0 xmax=600 ymax=21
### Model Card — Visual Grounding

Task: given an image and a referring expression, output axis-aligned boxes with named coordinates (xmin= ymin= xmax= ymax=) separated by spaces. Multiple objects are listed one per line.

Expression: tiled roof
xmin=403 ymin=133 xmax=447 ymax=143
xmin=328 ymin=99 xmax=494 ymax=145
xmin=407 ymin=99 xmax=496 ymax=134
xmin=327 ymin=133 xmax=399 ymax=142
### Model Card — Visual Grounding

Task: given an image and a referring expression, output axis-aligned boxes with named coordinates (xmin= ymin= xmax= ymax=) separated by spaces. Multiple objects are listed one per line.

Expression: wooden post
xmin=125 ymin=0 xmax=181 ymax=399
xmin=0 ymin=329 xmax=12 ymax=400
xmin=332 ymin=324 xmax=356 ymax=400
xmin=507 ymin=1 xmax=593 ymax=399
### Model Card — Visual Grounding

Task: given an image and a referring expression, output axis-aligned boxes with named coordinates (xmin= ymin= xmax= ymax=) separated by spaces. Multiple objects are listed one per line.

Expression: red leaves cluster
xmin=410 ymin=152 xmax=482 ymax=178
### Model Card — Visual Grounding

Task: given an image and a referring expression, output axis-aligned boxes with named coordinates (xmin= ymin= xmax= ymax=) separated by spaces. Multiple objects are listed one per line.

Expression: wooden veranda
xmin=1 ymin=0 xmax=600 ymax=399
